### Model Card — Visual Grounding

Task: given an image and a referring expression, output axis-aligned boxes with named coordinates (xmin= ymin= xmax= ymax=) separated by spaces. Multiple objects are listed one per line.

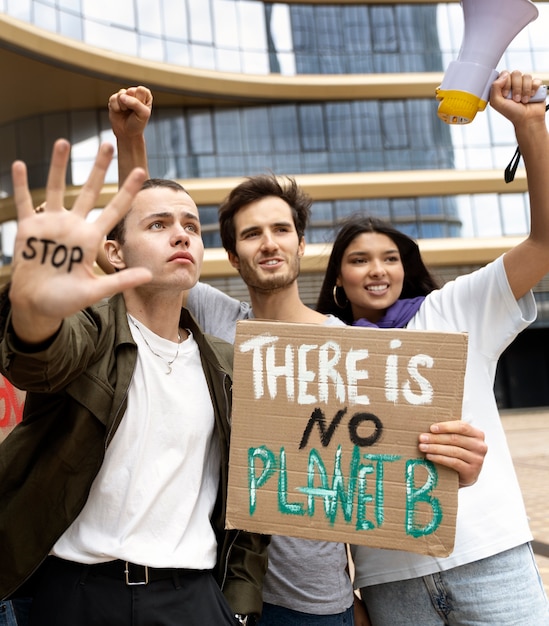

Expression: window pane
xmin=82 ymin=0 xmax=135 ymax=28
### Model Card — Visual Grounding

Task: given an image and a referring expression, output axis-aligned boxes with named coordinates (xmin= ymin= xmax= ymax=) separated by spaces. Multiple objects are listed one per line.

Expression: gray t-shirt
xmin=186 ymin=282 xmax=254 ymax=344
xmin=186 ymin=282 xmax=354 ymax=615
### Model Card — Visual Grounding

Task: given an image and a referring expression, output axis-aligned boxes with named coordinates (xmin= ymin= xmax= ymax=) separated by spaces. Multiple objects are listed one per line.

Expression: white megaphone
xmin=436 ymin=0 xmax=546 ymax=125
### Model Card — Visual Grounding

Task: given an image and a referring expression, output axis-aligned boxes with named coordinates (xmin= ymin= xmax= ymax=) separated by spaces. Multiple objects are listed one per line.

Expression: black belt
xmin=51 ymin=557 xmax=193 ymax=586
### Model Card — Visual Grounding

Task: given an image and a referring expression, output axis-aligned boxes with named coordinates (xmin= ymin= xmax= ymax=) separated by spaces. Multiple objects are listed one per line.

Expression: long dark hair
xmin=316 ymin=215 xmax=439 ymax=325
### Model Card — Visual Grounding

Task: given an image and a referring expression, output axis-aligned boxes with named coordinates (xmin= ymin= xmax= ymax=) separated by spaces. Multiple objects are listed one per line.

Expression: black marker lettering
xmin=299 ymin=407 xmax=347 ymax=449
xmin=39 ymin=239 xmax=56 ymax=264
xmin=68 ymin=246 xmax=83 ymax=272
xmin=22 ymin=237 xmax=38 ymax=260
xmin=51 ymin=244 xmax=68 ymax=268
xmin=21 ymin=237 xmax=84 ymax=273
xmin=348 ymin=412 xmax=383 ymax=447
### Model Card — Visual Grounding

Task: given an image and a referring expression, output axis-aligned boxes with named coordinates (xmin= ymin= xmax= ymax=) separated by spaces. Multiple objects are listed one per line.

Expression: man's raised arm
xmin=108 ymin=86 xmax=153 ymax=184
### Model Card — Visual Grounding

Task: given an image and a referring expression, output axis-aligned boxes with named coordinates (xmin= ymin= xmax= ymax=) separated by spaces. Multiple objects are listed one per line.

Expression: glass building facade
xmin=1 ymin=1 xmax=549 ymax=407
xmin=1 ymin=0 xmax=547 ymax=247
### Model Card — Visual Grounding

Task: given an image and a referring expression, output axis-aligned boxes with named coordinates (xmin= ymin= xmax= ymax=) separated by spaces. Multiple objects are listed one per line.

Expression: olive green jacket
xmin=0 ymin=292 xmax=268 ymax=615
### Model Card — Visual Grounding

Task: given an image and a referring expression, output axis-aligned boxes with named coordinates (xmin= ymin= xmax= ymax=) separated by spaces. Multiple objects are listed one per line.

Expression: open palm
xmin=9 ymin=139 xmax=152 ymax=343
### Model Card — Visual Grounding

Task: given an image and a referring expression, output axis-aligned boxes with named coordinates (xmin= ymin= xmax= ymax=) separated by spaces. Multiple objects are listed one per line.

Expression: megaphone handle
xmin=505 ymin=84 xmax=547 ymax=102
xmin=505 ymin=100 xmax=549 ymax=184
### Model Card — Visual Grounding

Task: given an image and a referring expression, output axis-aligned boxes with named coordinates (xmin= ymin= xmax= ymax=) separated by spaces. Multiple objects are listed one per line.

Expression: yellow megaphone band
xmin=435 ymin=88 xmax=489 ymax=125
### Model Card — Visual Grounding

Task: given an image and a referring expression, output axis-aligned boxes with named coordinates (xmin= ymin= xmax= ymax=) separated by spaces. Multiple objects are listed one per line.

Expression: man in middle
xmin=188 ymin=172 xmax=363 ymax=625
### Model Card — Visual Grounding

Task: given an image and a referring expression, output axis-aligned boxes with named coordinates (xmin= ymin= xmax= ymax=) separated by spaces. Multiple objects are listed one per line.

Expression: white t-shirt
xmin=352 ymin=255 xmax=535 ymax=587
xmin=53 ymin=317 xmax=220 ymax=569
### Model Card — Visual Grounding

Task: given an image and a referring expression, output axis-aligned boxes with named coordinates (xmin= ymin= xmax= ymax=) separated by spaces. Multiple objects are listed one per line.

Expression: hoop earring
xmin=333 ymin=285 xmax=347 ymax=309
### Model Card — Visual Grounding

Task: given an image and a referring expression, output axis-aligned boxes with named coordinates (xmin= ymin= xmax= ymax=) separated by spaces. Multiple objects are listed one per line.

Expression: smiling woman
xmin=318 ymin=216 xmax=439 ymax=327
xmin=314 ymin=70 xmax=549 ymax=625
xmin=336 ymin=231 xmax=406 ymax=324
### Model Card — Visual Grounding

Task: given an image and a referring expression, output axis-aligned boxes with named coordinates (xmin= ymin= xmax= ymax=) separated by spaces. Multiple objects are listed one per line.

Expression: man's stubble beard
xmin=238 ymin=255 xmax=301 ymax=295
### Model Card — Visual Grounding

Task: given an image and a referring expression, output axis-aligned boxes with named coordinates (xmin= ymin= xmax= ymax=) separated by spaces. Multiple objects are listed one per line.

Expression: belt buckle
xmin=124 ymin=561 xmax=149 ymax=586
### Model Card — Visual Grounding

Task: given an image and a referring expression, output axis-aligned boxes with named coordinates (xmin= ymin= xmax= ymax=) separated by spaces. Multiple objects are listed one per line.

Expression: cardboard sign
xmin=0 ymin=376 xmax=25 ymax=443
xmin=226 ymin=321 xmax=468 ymax=557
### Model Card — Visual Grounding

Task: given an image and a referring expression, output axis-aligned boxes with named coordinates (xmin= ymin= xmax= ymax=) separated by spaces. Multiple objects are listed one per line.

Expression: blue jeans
xmin=0 ymin=603 xmax=17 ymax=626
xmin=360 ymin=543 xmax=549 ymax=625
xmin=0 ymin=600 xmax=31 ymax=626
xmin=258 ymin=603 xmax=354 ymax=625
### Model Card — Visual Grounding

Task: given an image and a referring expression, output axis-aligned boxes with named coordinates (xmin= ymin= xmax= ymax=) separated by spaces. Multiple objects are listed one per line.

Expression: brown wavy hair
xmin=218 ymin=174 xmax=312 ymax=255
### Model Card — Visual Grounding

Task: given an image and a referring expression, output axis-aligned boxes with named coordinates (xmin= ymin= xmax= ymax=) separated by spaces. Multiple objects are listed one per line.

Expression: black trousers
xmin=29 ymin=557 xmax=236 ymax=626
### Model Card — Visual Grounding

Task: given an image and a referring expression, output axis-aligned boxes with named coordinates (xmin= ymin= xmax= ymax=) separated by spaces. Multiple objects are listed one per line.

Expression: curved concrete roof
xmin=2 ymin=11 xmax=546 ymax=125
xmin=0 ymin=3 xmax=540 ymax=287
xmin=0 ymin=13 xmax=449 ymax=126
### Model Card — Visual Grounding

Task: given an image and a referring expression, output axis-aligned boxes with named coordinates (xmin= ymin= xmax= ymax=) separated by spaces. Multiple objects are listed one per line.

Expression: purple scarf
xmin=352 ymin=296 xmax=425 ymax=329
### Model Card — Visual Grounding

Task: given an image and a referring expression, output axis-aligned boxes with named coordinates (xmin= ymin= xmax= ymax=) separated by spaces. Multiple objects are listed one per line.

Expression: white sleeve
xmin=410 ymin=256 xmax=536 ymax=359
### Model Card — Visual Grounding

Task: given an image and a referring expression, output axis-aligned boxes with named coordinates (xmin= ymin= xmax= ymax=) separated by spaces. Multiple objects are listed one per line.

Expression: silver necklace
xmin=129 ymin=317 xmax=181 ymax=375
